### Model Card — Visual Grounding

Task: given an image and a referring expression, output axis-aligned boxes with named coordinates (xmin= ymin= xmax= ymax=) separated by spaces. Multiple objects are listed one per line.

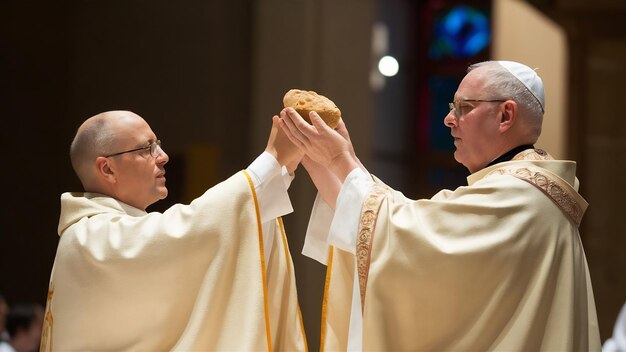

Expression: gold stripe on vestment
xmin=319 ymin=246 xmax=334 ymax=352
xmin=242 ymin=170 xmax=273 ymax=352
xmin=277 ymin=217 xmax=309 ymax=352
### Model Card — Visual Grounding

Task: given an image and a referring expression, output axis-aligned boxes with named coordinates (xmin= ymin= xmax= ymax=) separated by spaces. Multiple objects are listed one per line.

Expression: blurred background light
xmin=378 ymin=55 xmax=399 ymax=77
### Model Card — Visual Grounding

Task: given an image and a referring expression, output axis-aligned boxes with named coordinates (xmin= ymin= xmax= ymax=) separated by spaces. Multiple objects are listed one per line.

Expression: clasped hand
xmin=278 ymin=107 xmax=359 ymax=182
xmin=265 ymin=115 xmax=304 ymax=174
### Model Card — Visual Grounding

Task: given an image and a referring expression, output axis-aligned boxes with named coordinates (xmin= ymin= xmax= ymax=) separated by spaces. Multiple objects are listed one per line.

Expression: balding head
xmin=70 ymin=110 xmax=143 ymax=191
xmin=69 ymin=110 xmax=169 ymax=209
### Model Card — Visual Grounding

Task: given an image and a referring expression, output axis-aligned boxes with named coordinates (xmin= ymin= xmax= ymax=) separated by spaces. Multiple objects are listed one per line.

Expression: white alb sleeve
xmin=302 ymin=168 xmax=373 ymax=265
xmin=302 ymin=194 xmax=335 ymax=265
xmin=246 ymin=151 xmax=294 ymax=223
xmin=327 ymin=168 xmax=373 ymax=255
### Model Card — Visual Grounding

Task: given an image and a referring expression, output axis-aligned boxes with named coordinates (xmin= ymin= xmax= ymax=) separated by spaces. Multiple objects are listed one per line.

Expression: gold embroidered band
xmin=356 ymin=185 xmax=387 ymax=312
xmin=486 ymin=165 xmax=587 ymax=227
xmin=511 ymin=148 xmax=554 ymax=161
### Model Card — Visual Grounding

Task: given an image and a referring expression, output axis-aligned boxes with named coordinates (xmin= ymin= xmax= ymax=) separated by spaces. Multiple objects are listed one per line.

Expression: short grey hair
xmin=468 ymin=61 xmax=544 ymax=121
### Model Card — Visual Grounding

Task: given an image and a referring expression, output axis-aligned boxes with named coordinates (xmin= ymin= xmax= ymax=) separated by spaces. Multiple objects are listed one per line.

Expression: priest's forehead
xmin=455 ymin=67 xmax=491 ymax=100
xmin=101 ymin=111 xmax=156 ymax=146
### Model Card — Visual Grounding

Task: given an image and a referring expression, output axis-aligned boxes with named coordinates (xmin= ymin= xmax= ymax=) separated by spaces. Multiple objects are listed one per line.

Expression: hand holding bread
xmin=265 ymin=115 xmax=303 ymax=174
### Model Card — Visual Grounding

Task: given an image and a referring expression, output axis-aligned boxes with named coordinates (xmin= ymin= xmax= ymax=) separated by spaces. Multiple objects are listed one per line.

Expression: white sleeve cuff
xmin=327 ymin=168 xmax=373 ymax=255
xmin=302 ymin=193 xmax=334 ymax=265
xmin=281 ymin=166 xmax=295 ymax=189
xmin=246 ymin=152 xmax=293 ymax=223
xmin=246 ymin=151 xmax=281 ymax=187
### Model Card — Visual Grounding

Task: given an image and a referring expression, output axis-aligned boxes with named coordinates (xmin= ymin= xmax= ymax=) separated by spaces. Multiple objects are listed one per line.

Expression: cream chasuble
xmin=41 ymin=170 xmax=306 ymax=351
xmin=306 ymin=149 xmax=600 ymax=351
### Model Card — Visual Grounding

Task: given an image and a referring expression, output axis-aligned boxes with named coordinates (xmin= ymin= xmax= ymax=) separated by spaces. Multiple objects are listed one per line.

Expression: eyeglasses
xmin=105 ymin=140 xmax=162 ymax=158
xmin=448 ymin=99 xmax=506 ymax=118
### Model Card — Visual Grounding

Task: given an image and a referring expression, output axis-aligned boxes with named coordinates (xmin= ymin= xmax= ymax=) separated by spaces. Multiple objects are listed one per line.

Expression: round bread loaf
xmin=283 ymin=89 xmax=341 ymax=129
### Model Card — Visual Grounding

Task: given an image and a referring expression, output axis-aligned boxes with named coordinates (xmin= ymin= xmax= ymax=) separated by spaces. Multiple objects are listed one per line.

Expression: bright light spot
xmin=378 ymin=56 xmax=399 ymax=77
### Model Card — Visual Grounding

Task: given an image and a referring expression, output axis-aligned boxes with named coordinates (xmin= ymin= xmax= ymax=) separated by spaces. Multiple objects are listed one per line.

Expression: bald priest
xmin=41 ymin=111 xmax=307 ymax=351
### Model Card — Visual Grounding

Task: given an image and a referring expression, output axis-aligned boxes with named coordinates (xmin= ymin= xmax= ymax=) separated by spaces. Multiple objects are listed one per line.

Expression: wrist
xmin=264 ymin=146 xmax=278 ymax=161
xmin=329 ymin=152 xmax=359 ymax=182
xmin=285 ymin=157 xmax=301 ymax=175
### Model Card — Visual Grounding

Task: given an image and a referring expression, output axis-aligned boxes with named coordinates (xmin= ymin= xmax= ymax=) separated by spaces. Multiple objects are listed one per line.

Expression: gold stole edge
xmin=242 ymin=170 xmax=273 ymax=352
xmin=276 ymin=218 xmax=309 ymax=352
xmin=320 ymin=246 xmax=335 ymax=352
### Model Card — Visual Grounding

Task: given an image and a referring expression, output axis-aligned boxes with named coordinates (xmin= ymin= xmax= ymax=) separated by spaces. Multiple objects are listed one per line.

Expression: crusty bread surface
xmin=283 ymin=89 xmax=341 ymax=129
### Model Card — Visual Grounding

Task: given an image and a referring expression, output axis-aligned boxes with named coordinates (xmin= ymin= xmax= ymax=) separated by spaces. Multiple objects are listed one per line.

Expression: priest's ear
xmin=498 ymin=100 xmax=518 ymax=133
xmin=95 ymin=156 xmax=117 ymax=184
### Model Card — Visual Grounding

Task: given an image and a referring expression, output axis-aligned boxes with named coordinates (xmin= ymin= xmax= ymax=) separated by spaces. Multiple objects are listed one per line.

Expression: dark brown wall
xmin=1 ymin=1 xmax=75 ymax=304
xmin=1 ymin=0 xmax=253 ymax=303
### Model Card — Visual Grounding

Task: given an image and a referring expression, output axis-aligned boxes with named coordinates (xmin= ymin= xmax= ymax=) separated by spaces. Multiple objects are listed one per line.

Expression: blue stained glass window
xmin=429 ymin=5 xmax=490 ymax=59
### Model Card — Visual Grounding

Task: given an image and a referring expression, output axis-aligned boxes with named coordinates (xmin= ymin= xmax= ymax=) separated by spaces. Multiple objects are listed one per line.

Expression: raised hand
xmin=265 ymin=115 xmax=304 ymax=174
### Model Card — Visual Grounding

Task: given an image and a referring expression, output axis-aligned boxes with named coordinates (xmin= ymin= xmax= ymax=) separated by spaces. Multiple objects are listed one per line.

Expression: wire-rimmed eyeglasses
xmin=105 ymin=140 xmax=162 ymax=158
xmin=448 ymin=99 xmax=505 ymax=118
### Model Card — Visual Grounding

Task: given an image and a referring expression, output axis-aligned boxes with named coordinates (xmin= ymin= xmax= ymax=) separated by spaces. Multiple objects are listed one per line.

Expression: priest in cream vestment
xmin=41 ymin=111 xmax=307 ymax=351
xmin=279 ymin=61 xmax=601 ymax=351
